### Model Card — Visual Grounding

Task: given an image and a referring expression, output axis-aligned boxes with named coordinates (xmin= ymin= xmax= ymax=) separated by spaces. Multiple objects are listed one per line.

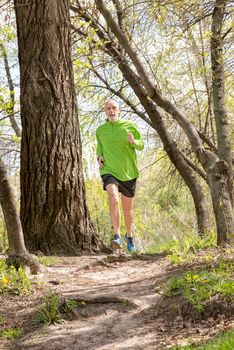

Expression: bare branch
xmin=179 ymin=152 xmax=207 ymax=182
xmin=198 ymin=130 xmax=218 ymax=153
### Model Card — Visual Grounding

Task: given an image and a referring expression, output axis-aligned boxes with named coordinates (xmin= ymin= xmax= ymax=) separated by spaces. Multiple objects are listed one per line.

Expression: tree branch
xmin=179 ymin=152 xmax=207 ymax=182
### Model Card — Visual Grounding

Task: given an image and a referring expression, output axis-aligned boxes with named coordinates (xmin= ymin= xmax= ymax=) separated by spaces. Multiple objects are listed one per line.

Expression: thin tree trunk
xmin=209 ymin=0 xmax=234 ymax=244
xmin=14 ymin=0 xmax=104 ymax=254
xmin=211 ymin=0 xmax=233 ymax=206
xmin=0 ymin=157 xmax=40 ymax=273
xmin=206 ymin=159 xmax=234 ymax=245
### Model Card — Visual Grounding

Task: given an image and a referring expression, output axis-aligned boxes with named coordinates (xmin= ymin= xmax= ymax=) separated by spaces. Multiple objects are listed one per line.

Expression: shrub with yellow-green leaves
xmin=0 ymin=259 xmax=30 ymax=295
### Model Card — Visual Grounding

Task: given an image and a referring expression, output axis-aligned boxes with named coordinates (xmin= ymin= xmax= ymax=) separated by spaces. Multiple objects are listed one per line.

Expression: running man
xmin=96 ymin=99 xmax=144 ymax=251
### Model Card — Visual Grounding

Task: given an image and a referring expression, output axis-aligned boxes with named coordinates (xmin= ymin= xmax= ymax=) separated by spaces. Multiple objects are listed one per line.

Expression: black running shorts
xmin=101 ymin=174 xmax=137 ymax=198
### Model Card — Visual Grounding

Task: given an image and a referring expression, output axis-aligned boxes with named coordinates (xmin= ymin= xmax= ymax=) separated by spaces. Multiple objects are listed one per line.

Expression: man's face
xmin=105 ymin=100 xmax=120 ymax=122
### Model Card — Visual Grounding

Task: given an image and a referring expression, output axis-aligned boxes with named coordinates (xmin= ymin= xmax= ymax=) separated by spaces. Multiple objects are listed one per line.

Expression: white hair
xmin=104 ymin=98 xmax=119 ymax=108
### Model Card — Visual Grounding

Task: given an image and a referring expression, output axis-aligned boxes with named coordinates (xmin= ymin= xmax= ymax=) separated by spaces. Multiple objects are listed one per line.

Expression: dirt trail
xmin=1 ymin=252 xmax=234 ymax=350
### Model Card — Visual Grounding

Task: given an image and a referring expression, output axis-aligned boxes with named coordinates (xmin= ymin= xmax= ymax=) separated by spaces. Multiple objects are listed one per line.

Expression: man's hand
xmin=128 ymin=133 xmax=135 ymax=144
xmin=97 ymin=156 xmax=104 ymax=167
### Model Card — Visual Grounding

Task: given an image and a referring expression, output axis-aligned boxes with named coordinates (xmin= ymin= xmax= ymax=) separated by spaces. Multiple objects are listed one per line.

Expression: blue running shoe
xmin=110 ymin=234 xmax=122 ymax=250
xmin=125 ymin=235 xmax=136 ymax=252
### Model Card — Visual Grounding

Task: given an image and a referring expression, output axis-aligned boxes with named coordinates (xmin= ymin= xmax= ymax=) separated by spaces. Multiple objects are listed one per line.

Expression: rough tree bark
xmin=92 ymin=0 xmax=234 ymax=245
xmin=14 ymin=0 xmax=104 ymax=254
xmin=0 ymin=158 xmax=39 ymax=273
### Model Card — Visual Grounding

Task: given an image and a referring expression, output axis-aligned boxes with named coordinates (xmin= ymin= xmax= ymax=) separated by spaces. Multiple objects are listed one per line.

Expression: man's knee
xmin=124 ymin=207 xmax=133 ymax=218
xmin=106 ymin=184 xmax=119 ymax=205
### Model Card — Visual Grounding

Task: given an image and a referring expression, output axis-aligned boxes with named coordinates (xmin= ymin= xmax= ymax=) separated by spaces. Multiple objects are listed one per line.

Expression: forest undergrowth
xmin=0 ymin=235 xmax=233 ymax=350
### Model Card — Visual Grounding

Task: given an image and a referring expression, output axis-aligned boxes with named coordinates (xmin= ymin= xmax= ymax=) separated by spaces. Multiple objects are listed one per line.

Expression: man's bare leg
xmin=121 ymin=194 xmax=134 ymax=237
xmin=106 ymin=183 xmax=121 ymax=236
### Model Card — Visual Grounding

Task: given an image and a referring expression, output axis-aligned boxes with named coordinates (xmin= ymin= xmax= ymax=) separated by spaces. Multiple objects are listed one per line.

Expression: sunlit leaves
xmin=0 ymin=26 xmax=16 ymax=46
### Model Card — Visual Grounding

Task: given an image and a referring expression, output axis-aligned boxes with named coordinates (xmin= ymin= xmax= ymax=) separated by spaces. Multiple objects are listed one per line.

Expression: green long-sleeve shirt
xmin=96 ymin=118 xmax=144 ymax=181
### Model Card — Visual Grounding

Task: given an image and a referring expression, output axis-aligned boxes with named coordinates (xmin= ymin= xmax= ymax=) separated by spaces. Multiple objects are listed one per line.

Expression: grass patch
xmin=37 ymin=256 xmax=59 ymax=267
xmin=172 ymin=328 xmax=234 ymax=349
xmin=163 ymin=260 xmax=234 ymax=312
xmin=34 ymin=292 xmax=63 ymax=325
xmin=0 ymin=327 xmax=22 ymax=340
xmin=60 ymin=299 xmax=80 ymax=314
xmin=34 ymin=292 xmax=83 ymax=325
xmin=160 ymin=231 xmax=217 ymax=265
xmin=0 ymin=259 xmax=30 ymax=295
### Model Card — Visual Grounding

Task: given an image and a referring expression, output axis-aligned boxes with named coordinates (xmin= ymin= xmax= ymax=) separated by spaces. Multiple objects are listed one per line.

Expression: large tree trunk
xmin=14 ymin=0 xmax=103 ymax=254
xmin=0 ymin=158 xmax=39 ymax=273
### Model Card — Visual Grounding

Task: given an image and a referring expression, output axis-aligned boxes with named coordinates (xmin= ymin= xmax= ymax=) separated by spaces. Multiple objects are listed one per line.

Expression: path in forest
xmin=2 ymin=252 xmax=233 ymax=350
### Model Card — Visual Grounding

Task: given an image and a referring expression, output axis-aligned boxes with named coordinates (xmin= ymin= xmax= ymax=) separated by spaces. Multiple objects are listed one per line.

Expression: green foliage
xmin=0 ymin=215 xmax=7 ymax=253
xmin=34 ymin=292 xmax=63 ymax=325
xmin=163 ymin=260 xmax=234 ymax=312
xmin=172 ymin=328 xmax=234 ymax=349
xmin=133 ymin=150 xmax=204 ymax=252
xmin=130 ymin=150 xmax=219 ymax=259
xmin=0 ymin=86 xmax=14 ymax=113
xmin=0 ymin=26 xmax=16 ymax=45
xmin=160 ymin=231 xmax=216 ymax=265
xmin=34 ymin=293 xmax=84 ymax=325
xmin=60 ymin=299 xmax=87 ymax=314
xmin=86 ymin=178 xmax=113 ymax=244
xmin=0 ymin=260 xmax=30 ymax=295
xmin=60 ymin=299 xmax=79 ymax=314
xmin=0 ymin=327 xmax=22 ymax=340
xmin=11 ymin=135 xmax=21 ymax=144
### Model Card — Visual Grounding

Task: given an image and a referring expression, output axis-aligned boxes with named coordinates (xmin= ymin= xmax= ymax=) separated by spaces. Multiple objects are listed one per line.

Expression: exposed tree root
xmin=6 ymin=253 xmax=41 ymax=274
xmin=62 ymin=296 xmax=138 ymax=308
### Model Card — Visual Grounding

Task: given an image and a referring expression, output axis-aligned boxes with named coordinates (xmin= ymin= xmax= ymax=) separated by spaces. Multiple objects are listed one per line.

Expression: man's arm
xmin=96 ymin=131 xmax=104 ymax=167
xmin=128 ymin=123 xmax=144 ymax=151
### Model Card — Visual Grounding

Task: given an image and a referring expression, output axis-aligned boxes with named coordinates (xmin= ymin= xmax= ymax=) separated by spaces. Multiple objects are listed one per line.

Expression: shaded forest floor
xmin=1 ymin=248 xmax=234 ymax=350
